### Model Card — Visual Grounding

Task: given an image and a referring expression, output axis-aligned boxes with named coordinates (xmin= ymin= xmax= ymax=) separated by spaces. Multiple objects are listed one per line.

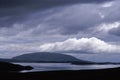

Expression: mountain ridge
xmin=12 ymin=52 xmax=91 ymax=63
xmin=0 ymin=52 xmax=94 ymax=64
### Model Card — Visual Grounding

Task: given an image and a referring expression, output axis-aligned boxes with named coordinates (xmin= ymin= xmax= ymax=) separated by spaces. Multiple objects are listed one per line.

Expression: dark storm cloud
xmin=0 ymin=0 xmax=113 ymax=16
xmin=0 ymin=0 xmax=113 ymax=8
xmin=0 ymin=0 xmax=113 ymax=25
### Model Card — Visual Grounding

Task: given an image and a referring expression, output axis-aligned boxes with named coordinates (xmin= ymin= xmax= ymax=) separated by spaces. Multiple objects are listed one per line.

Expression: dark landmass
xmin=71 ymin=61 xmax=120 ymax=65
xmin=1 ymin=52 xmax=120 ymax=65
xmin=0 ymin=61 xmax=33 ymax=72
xmin=12 ymin=52 xmax=81 ymax=62
xmin=0 ymin=67 xmax=120 ymax=80
xmin=0 ymin=52 xmax=93 ymax=64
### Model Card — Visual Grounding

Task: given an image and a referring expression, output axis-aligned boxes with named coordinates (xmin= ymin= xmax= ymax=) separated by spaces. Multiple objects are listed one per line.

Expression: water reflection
xmin=14 ymin=63 xmax=120 ymax=72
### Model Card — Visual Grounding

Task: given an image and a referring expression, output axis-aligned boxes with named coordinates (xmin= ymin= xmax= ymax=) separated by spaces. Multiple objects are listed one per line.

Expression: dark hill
xmin=12 ymin=52 xmax=92 ymax=63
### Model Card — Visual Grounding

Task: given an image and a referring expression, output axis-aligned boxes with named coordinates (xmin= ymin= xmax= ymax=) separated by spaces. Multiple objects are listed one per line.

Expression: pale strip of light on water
xmin=14 ymin=63 xmax=120 ymax=72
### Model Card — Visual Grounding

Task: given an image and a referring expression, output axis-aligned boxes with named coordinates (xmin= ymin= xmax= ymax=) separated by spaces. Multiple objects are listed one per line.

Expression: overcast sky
xmin=0 ymin=0 xmax=120 ymax=62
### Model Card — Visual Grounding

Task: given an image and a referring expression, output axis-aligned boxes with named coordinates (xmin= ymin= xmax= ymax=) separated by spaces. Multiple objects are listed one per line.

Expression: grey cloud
xmin=0 ymin=0 xmax=120 ymax=59
xmin=0 ymin=0 xmax=113 ymax=27
xmin=100 ymin=1 xmax=120 ymax=23
xmin=0 ymin=0 xmax=118 ymax=38
xmin=36 ymin=4 xmax=102 ymax=35
xmin=0 ymin=0 xmax=113 ymax=9
xmin=109 ymin=27 xmax=120 ymax=36
xmin=0 ymin=1 xmax=116 ymax=38
xmin=0 ymin=0 xmax=112 ymax=16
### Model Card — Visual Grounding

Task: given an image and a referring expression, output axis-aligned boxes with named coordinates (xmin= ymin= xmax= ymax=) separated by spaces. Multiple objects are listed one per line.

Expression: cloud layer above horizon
xmin=39 ymin=37 xmax=120 ymax=54
xmin=1 ymin=0 xmax=120 ymax=61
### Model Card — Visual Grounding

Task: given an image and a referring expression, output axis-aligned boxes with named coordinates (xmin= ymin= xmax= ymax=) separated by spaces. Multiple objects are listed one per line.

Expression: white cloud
xmin=98 ymin=12 xmax=105 ymax=19
xmin=101 ymin=1 xmax=114 ymax=8
xmin=39 ymin=37 xmax=120 ymax=54
xmin=97 ymin=22 xmax=120 ymax=32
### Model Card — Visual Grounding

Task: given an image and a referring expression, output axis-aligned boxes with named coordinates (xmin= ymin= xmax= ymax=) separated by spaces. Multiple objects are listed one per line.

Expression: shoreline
xmin=1 ymin=67 xmax=120 ymax=80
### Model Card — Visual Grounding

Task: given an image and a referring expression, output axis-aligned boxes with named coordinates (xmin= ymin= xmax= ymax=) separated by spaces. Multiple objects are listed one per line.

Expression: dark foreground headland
xmin=1 ymin=67 xmax=120 ymax=80
xmin=0 ymin=61 xmax=33 ymax=72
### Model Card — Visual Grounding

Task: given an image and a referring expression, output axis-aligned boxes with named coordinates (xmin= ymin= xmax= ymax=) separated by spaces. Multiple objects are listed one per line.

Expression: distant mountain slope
xmin=12 ymin=52 xmax=91 ymax=63
xmin=12 ymin=52 xmax=79 ymax=62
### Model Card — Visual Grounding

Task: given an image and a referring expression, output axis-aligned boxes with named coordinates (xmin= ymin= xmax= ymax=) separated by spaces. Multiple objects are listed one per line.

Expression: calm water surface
xmin=14 ymin=63 xmax=120 ymax=72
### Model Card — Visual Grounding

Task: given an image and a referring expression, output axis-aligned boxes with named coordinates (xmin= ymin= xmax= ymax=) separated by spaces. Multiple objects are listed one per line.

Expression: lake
xmin=14 ymin=63 xmax=120 ymax=72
